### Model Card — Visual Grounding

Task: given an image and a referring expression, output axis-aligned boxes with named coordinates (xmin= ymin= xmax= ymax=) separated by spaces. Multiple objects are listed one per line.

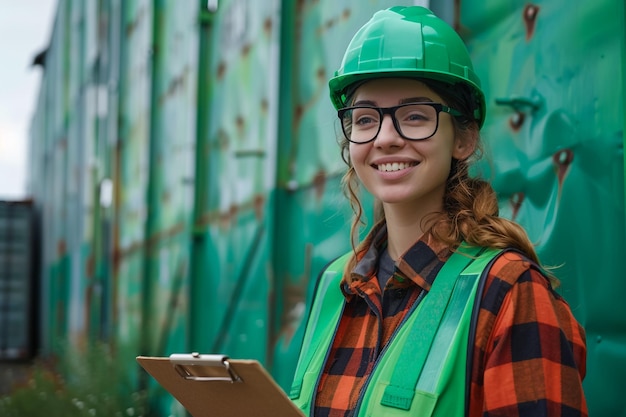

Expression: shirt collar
xmin=344 ymin=222 xmax=453 ymax=296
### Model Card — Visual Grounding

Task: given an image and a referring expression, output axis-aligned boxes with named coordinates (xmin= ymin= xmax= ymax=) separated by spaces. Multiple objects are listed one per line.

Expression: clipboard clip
xmin=169 ymin=353 xmax=243 ymax=383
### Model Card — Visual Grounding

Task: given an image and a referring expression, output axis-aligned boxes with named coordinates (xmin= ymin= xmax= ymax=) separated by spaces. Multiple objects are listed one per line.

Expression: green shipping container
xmin=26 ymin=0 xmax=626 ymax=416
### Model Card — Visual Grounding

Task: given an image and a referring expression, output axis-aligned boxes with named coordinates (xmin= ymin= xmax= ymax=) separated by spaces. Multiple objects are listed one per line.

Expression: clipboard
xmin=136 ymin=353 xmax=305 ymax=417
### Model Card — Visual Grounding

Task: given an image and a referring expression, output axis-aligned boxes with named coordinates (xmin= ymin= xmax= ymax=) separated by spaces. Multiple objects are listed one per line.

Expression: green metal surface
xmin=88 ymin=0 xmax=120 ymax=345
xmin=44 ymin=0 xmax=72 ymax=351
xmin=617 ymin=2 xmax=626 ymax=240
xmin=190 ymin=0 xmax=280 ymax=369
xmin=462 ymin=1 xmax=625 ymax=415
xmin=142 ymin=0 xmax=197 ymax=356
xmin=114 ymin=0 xmax=155 ymax=392
xmin=66 ymin=0 xmax=95 ymax=349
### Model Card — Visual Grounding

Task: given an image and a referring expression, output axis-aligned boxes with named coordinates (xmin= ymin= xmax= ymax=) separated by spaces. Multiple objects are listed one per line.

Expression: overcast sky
xmin=0 ymin=1 xmax=57 ymax=200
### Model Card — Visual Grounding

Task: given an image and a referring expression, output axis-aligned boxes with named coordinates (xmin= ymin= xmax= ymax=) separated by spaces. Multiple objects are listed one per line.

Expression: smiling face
xmin=348 ymin=78 xmax=473 ymax=216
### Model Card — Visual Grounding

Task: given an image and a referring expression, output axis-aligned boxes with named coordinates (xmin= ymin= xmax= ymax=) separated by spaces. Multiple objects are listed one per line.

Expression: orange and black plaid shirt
xmin=313 ymin=225 xmax=587 ymax=417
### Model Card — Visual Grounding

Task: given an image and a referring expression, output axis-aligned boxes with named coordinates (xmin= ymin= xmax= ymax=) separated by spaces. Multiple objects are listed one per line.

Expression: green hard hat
xmin=328 ymin=6 xmax=486 ymax=127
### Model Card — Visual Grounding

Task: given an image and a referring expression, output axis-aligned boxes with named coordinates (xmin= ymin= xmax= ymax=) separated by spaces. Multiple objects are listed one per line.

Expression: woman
xmin=290 ymin=6 xmax=587 ymax=417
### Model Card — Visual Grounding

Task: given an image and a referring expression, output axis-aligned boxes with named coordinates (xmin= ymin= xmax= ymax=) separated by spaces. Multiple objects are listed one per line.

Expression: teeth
xmin=377 ymin=162 xmax=415 ymax=172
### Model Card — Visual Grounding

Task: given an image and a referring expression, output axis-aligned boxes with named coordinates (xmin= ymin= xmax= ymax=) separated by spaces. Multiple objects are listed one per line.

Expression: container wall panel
xmin=89 ymin=0 xmax=122 ymax=346
xmin=65 ymin=0 xmax=99 ymax=345
xmin=114 ymin=0 xmax=154 ymax=363
xmin=141 ymin=0 xmax=198 ymax=358
xmin=190 ymin=0 xmax=281 ymax=368
xmin=47 ymin=137 xmax=71 ymax=347
xmin=462 ymin=0 xmax=625 ymax=414
xmin=37 ymin=0 xmax=73 ymax=352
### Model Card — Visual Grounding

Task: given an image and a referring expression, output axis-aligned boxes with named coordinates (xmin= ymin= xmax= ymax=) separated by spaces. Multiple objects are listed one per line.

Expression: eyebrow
xmin=352 ymin=96 xmax=435 ymax=106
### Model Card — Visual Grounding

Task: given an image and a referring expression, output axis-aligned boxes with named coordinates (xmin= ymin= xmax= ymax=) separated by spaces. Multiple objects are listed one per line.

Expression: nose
xmin=374 ymin=114 xmax=404 ymax=148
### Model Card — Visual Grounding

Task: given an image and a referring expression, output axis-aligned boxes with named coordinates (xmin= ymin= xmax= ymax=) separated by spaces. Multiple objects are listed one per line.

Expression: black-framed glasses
xmin=337 ymin=102 xmax=462 ymax=144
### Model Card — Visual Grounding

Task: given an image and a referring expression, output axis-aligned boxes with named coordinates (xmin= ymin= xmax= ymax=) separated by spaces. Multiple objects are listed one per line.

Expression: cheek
xmin=348 ymin=144 xmax=371 ymax=179
xmin=348 ymin=143 xmax=366 ymax=164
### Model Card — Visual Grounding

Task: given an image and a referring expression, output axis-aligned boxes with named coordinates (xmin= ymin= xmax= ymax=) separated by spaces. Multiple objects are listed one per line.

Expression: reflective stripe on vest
xmin=290 ymin=246 xmax=502 ymax=417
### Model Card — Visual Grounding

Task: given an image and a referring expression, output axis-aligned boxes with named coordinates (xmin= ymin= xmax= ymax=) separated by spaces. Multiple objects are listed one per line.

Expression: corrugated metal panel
xmin=114 ymin=0 xmax=154 ymax=368
xmin=89 ymin=0 xmax=122 ymax=347
xmin=39 ymin=0 xmax=72 ymax=352
xmin=65 ymin=0 xmax=101 ymax=346
xmin=462 ymin=1 xmax=625 ymax=414
xmin=141 ymin=0 xmax=198 ymax=358
xmin=125 ymin=2 xmax=200 ymax=414
xmin=190 ymin=0 xmax=281 ymax=367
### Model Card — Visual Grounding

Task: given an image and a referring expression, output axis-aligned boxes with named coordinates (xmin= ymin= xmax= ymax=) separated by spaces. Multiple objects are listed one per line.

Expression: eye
xmin=398 ymin=105 xmax=434 ymax=125
xmin=352 ymin=109 xmax=380 ymax=128
xmin=406 ymin=112 xmax=428 ymax=122
xmin=355 ymin=115 xmax=377 ymax=126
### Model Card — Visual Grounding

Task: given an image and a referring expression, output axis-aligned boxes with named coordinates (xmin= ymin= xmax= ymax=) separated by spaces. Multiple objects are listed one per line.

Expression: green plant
xmin=0 ymin=343 xmax=150 ymax=417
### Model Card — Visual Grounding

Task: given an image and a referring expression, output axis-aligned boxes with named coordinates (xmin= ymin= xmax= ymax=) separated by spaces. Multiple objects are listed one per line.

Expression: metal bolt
xmin=526 ymin=5 xmax=538 ymax=21
xmin=207 ymin=0 xmax=218 ymax=13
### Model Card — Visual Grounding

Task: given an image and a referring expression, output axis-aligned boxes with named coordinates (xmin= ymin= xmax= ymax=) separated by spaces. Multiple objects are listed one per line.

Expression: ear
xmin=452 ymin=128 xmax=478 ymax=161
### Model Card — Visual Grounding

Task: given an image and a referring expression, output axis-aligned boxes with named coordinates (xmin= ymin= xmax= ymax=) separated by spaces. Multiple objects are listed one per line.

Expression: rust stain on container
xmin=278 ymin=279 xmax=307 ymax=344
xmin=324 ymin=17 xmax=337 ymax=32
xmin=217 ymin=129 xmax=229 ymax=151
xmin=241 ymin=43 xmax=251 ymax=58
xmin=510 ymin=192 xmax=525 ymax=220
xmin=276 ymin=243 xmax=312 ymax=345
xmin=509 ymin=111 xmax=525 ymax=131
xmin=318 ymin=8 xmax=351 ymax=36
xmin=218 ymin=204 xmax=239 ymax=229
xmin=316 ymin=67 xmax=325 ymax=82
xmin=57 ymin=239 xmax=67 ymax=257
xmin=553 ymin=148 xmax=574 ymax=186
xmin=196 ymin=195 xmax=266 ymax=229
xmin=161 ymin=189 xmax=171 ymax=204
xmin=112 ymin=240 xmax=144 ymax=269
xmin=312 ymin=169 xmax=327 ymax=200
xmin=254 ymin=194 xmax=265 ymax=219
xmin=235 ymin=114 xmax=245 ymax=136
xmin=159 ymin=69 xmax=188 ymax=105
xmin=293 ymin=104 xmax=304 ymax=131
xmin=260 ymin=98 xmax=269 ymax=115
xmin=263 ymin=17 xmax=273 ymax=37
xmin=145 ymin=222 xmax=186 ymax=251
xmin=86 ymin=254 xmax=95 ymax=278
xmin=216 ymin=61 xmax=226 ymax=80
xmin=125 ymin=6 xmax=147 ymax=36
xmin=523 ymin=4 xmax=540 ymax=40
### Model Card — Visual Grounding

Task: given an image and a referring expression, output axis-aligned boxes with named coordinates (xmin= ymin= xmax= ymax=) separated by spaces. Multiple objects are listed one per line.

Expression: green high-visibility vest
xmin=290 ymin=245 xmax=502 ymax=417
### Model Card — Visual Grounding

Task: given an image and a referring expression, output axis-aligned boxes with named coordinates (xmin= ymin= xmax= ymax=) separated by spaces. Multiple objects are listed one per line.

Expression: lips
xmin=374 ymin=161 xmax=419 ymax=172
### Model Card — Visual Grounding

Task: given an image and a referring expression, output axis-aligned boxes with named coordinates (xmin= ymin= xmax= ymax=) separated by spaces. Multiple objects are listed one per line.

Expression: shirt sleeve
xmin=471 ymin=252 xmax=588 ymax=417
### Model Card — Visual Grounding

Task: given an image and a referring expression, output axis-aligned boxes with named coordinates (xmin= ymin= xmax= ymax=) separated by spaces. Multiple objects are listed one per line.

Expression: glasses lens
xmin=341 ymin=104 xmax=439 ymax=143
xmin=394 ymin=104 xmax=438 ymax=140
xmin=341 ymin=107 xmax=380 ymax=143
